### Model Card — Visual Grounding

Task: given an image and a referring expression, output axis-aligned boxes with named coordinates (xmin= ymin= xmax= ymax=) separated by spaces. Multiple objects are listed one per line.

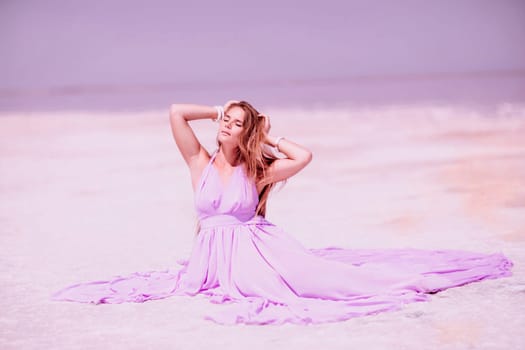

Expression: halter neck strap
xmin=210 ymin=148 xmax=219 ymax=162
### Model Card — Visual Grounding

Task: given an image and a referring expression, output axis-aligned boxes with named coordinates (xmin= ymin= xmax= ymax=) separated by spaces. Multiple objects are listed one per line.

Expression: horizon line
xmin=1 ymin=68 xmax=524 ymax=98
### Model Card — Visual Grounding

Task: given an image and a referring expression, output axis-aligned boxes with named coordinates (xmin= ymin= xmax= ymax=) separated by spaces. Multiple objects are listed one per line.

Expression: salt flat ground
xmin=1 ymin=103 xmax=524 ymax=349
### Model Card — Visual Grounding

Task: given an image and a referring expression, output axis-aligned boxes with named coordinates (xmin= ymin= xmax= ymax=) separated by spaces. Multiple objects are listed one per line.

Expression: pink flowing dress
xmin=51 ymin=148 xmax=514 ymax=325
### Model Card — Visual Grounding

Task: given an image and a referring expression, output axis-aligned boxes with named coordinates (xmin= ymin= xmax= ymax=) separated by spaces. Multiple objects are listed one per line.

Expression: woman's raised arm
xmin=261 ymin=134 xmax=313 ymax=186
xmin=168 ymin=104 xmax=217 ymax=167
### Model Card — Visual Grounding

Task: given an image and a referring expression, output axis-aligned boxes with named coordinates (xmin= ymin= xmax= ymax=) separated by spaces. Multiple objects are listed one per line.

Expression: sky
xmin=1 ymin=0 xmax=524 ymax=110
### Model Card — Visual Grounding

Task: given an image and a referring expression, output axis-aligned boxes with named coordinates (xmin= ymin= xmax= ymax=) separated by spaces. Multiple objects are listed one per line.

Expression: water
xmin=1 ymin=71 xmax=524 ymax=113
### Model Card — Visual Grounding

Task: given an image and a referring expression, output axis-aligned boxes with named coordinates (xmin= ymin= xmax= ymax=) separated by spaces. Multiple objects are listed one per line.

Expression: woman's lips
xmin=221 ymin=130 xmax=231 ymax=136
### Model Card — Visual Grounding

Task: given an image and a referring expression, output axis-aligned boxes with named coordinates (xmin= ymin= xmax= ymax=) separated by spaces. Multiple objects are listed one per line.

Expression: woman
xmin=51 ymin=100 xmax=514 ymax=325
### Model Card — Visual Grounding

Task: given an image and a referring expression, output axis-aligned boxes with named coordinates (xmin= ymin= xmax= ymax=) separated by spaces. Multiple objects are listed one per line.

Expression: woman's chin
xmin=217 ymin=136 xmax=238 ymax=146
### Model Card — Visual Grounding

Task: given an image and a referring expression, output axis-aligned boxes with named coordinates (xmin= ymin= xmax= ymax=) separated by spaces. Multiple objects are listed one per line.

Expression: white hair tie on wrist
xmin=275 ymin=136 xmax=285 ymax=152
xmin=213 ymin=106 xmax=224 ymax=122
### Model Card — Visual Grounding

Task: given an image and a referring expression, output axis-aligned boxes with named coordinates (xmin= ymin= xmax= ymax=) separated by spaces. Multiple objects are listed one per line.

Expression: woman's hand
xmin=258 ymin=113 xmax=271 ymax=135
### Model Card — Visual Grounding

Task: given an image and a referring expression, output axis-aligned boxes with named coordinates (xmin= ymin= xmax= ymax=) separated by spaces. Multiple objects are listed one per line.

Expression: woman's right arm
xmin=168 ymin=104 xmax=217 ymax=167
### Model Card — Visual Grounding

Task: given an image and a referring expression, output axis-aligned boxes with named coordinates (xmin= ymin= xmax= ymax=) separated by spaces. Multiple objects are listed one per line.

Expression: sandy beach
xmin=1 ymin=103 xmax=524 ymax=349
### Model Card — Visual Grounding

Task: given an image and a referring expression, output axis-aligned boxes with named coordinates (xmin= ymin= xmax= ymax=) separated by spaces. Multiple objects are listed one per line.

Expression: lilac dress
xmin=51 ymin=148 xmax=513 ymax=325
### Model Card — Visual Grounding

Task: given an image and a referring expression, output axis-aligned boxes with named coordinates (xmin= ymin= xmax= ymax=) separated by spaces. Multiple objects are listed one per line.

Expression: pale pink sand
xmin=1 ymin=104 xmax=524 ymax=349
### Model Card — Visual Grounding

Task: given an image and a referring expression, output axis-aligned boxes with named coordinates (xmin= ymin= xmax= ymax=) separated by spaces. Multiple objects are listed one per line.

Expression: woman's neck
xmin=218 ymin=145 xmax=241 ymax=167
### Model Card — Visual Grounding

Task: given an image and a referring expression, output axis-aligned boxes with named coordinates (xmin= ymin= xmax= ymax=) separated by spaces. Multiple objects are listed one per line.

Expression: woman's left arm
xmin=261 ymin=134 xmax=313 ymax=185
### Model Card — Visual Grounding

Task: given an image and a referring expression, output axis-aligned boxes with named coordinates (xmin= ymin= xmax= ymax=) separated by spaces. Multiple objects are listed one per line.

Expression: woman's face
xmin=218 ymin=106 xmax=246 ymax=146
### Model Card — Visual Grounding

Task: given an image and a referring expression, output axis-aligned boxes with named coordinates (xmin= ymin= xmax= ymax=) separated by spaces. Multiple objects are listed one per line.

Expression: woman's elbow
xmin=300 ymin=150 xmax=313 ymax=165
xmin=169 ymin=105 xmax=186 ymax=126
xmin=169 ymin=104 xmax=180 ymax=117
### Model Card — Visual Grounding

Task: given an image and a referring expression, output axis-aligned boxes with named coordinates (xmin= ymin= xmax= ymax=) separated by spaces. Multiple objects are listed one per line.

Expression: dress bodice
xmin=194 ymin=149 xmax=259 ymax=224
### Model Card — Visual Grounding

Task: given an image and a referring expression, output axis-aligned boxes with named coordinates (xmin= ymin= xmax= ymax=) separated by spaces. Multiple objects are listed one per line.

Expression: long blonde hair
xmin=194 ymin=100 xmax=285 ymax=235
